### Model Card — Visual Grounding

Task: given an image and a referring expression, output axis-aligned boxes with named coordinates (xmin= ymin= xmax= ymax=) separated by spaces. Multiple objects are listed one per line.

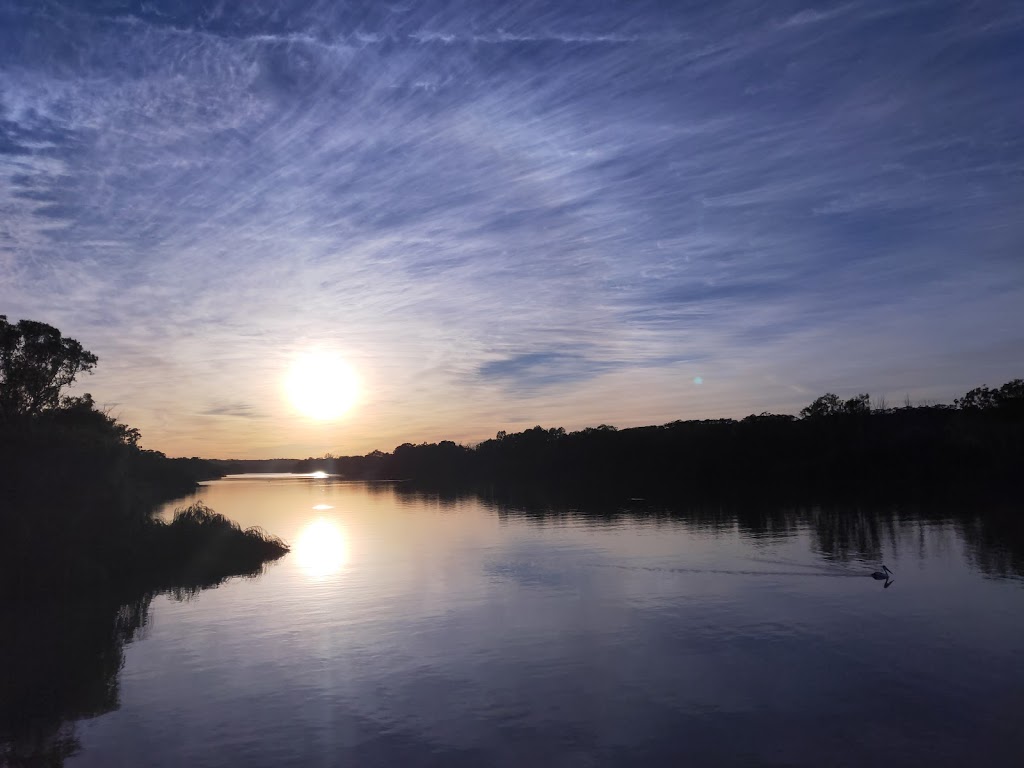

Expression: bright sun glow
xmin=295 ymin=518 xmax=348 ymax=579
xmin=285 ymin=351 xmax=359 ymax=421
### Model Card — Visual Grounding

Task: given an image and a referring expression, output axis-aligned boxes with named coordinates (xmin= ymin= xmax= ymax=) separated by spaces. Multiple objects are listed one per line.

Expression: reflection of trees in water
xmin=806 ymin=505 xmax=896 ymax=563
xmin=680 ymin=504 xmax=804 ymax=543
xmin=4 ymin=498 xmax=1019 ymax=766
xmin=957 ymin=510 xmax=1024 ymax=580
xmin=398 ymin=484 xmax=1024 ymax=580
xmin=806 ymin=503 xmax=1024 ymax=579
xmin=1 ymin=560 xmax=282 ymax=766
xmin=0 ymin=596 xmax=151 ymax=767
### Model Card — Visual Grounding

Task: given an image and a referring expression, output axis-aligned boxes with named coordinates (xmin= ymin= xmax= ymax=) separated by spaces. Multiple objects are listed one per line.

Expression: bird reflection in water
xmin=871 ymin=564 xmax=894 ymax=588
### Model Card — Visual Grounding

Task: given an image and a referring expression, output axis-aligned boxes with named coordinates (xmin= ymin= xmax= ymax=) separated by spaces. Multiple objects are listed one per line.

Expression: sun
xmin=285 ymin=350 xmax=359 ymax=421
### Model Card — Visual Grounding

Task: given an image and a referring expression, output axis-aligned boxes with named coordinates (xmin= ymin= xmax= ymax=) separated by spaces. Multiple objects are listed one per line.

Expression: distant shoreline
xmin=203 ymin=383 xmax=1024 ymax=503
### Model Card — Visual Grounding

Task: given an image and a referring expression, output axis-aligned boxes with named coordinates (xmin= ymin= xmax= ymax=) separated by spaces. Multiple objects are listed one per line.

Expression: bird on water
xmin=871 ymin=565 xmax=893 ymax=580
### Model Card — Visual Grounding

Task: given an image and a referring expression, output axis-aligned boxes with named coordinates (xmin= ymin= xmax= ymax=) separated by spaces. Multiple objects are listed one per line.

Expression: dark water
xmin=4 ymin=476 xmax=1023 ymax=767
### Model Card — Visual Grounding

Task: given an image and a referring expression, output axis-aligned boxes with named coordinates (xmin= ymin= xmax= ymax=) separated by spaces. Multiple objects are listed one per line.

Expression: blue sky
xmin=1 ymin=0 xmax=1022 ymax=458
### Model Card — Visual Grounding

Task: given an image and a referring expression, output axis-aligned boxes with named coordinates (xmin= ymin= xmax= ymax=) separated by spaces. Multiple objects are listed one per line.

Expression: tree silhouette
xmin=955 ymin=385 xmax=999 ymax=410
xmin=799 ymin=393 xmax=870 ymax=418
xmin=842 ymin=394 xmax=871 ymax=415
xmin=0 ymin=316 xmax=98 ymax=421
xmin=799 ymin=393 xmax=842 ymax=418
xmin=955 ymin=380 xmax=1024 ymax=412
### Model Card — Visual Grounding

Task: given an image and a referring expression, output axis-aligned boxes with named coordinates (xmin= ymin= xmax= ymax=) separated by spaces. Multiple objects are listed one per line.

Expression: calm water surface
xmin=15 ymin=476 xmax=1024 ymax=766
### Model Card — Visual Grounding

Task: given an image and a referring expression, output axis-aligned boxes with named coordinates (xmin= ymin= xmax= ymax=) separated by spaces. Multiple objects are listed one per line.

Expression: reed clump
xmin=140 ymin=503 xmax=289 ymax=592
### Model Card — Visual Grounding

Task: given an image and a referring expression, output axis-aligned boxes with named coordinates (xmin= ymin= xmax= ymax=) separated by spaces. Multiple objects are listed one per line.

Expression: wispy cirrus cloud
xmin=199 ymin=402 xmax=267 ymax=419
xmin=1 ymin=0 xmax=1022 ymax=456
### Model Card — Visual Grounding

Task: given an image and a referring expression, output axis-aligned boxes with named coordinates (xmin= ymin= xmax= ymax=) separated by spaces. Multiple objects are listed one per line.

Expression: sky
xmin=1 ymin=0 xmax=1022 ymax=459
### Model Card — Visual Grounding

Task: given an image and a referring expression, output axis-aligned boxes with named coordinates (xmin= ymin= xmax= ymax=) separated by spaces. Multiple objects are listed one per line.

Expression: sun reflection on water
xmin=295 ymin=518 xmax=348 ymax=579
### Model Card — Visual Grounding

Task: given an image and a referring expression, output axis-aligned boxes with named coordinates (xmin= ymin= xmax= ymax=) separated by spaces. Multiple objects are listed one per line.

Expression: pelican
xmin=871 ymin=565 xmax=893 ymax=580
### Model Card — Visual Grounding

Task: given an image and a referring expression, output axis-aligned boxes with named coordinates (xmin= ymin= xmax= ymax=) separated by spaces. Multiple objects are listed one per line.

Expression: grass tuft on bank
xmin=139 ymin=503 xmax=289 ymax=593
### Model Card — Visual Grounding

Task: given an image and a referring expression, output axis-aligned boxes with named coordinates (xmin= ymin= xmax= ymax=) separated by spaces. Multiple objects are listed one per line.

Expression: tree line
xmin=294 ymin=381 xmax=1024 ymax=500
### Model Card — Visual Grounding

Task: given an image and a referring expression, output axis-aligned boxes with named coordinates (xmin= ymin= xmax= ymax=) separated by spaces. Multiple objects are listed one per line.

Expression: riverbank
xmin=0 ymin=417 xmax=287 ymax=599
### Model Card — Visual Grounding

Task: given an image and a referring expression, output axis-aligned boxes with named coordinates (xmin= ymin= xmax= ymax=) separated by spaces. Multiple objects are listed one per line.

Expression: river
xmin=5 ymin=475 xmax=1023 ymax=766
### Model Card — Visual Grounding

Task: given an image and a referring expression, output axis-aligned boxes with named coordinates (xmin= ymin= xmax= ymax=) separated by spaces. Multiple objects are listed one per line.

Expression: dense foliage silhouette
xmin=292 ymin=381 xmax=1024 ymax=501
xmin=0 ymin=318 xmax=288 ymax=598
